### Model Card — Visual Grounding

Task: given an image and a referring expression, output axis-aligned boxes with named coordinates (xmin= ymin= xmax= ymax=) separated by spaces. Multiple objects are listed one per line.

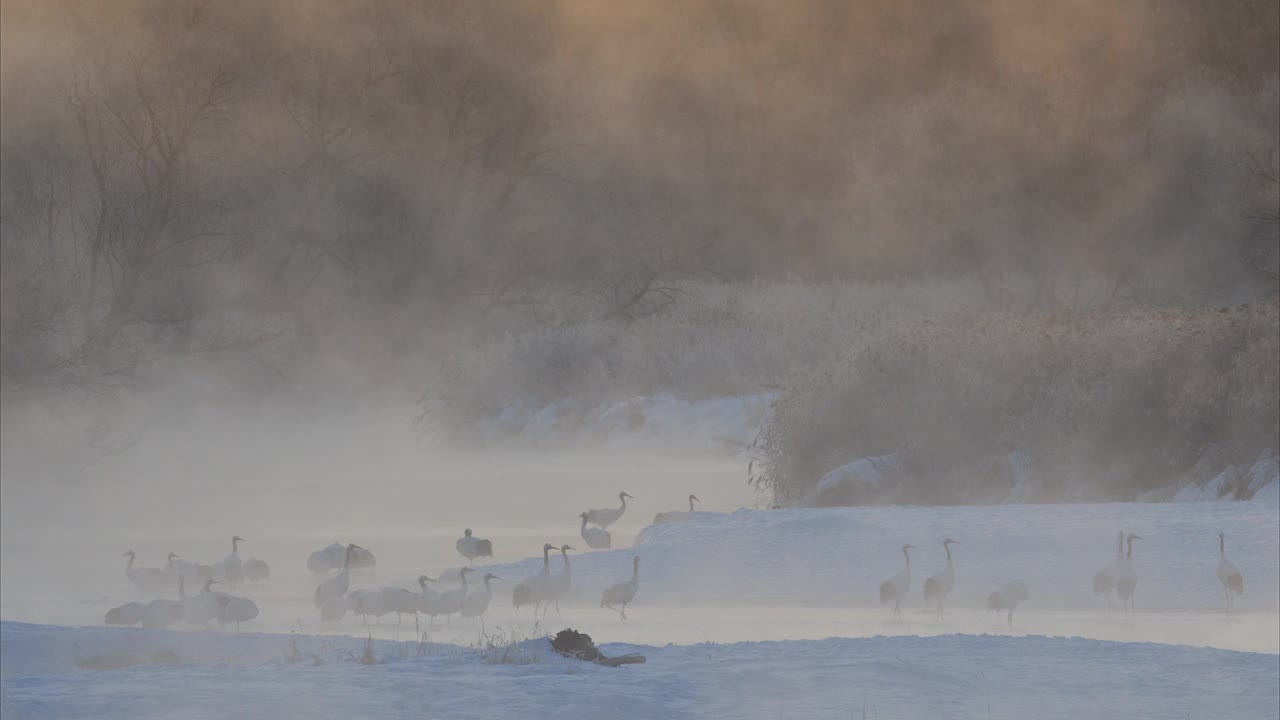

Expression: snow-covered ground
xmin=2 ymin=621 xmax=1277 ymax=720
xmin=483 ymin=500 xmax=1280 ymax=614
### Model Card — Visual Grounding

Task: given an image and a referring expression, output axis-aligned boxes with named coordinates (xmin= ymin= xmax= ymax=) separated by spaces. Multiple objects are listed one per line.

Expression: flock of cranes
xmin=104 ymin=492 xmax=1251 ymax=634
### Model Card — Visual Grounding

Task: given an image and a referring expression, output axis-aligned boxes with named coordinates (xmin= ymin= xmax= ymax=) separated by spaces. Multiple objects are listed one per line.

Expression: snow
xmin=1 ymin=621 xmax=1276 ymax=720
xmin=478 ymin=501 xmax=1280 ymax=613
xmin=1254 ymin=479 xmax=1280 ymax=507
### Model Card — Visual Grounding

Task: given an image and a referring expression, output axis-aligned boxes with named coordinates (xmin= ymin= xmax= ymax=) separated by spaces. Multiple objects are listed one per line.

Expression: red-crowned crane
xmin=987 ymin=581 xmax=1029 ymax=627
xmin=218 ymin=536 xmax=243 ymax=583
xmin=601 ymin=556 xmax=640 ymax=621
xmin=585 ymin=492 xmax=634 ymax=529
xmin=315 ymin=544 xmax=362 ymax=621
xmin=462 ymin=573 xmax=499 ymax=630
xmin=922 ymin=539 xmax=959 ymax=617
xmin=1217 ymin=531 xmax=1244 ymax=616
xmin=653 ymin=495 xmax=700 ymax=524
xmin=122 ymin=551 xmax=167 ymax=595
xmin=513 ymin=543 xmax=556 ymax=613
xmin=580 ymin=512 xmax=612 ymax=550
xmin=546 ymin=545 xmax=575 ymax=617
xmin=1093 ymin=530 xmax=1124 ymax=610
xmin=1115 ymin=534 xmax=1141 ymax=614
xmin=879 ymin=544 xmax=916 ymax=618
xmin=456 ymin=529 xmax=493 ymax=565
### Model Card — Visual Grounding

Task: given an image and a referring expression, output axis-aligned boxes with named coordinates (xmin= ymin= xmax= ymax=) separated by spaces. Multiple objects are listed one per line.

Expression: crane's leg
xmin=621 ymin=603 xmax=628 ymax=622
xmin=555 ymin=599 xmax=562 ymax=618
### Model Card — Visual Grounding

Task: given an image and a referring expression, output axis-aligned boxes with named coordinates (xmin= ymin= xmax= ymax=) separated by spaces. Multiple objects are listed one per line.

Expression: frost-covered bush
xmin=758 ymin=300 xmax=1280 ymax=505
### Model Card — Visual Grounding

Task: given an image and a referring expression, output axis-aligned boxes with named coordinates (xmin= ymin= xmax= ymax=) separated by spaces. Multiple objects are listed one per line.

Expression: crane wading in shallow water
xmin=880 ymin=544 xmax=916 ymax=618
xmin=580 ymin=512 xmax=612 ymax=550
xmin=1217 ymin=531 xmax=1244 ymax=616
xmin=1115 ymin=533 xmax=1141 ymax=614
xmin=1093 ymin=530 xmax=1124 ymax=610
xmin=585 ymin=492 xmax=633 ymax=529
xmin=456 ymin=529 xmax=493 ymax=565
xmin=922 ymin=538 xmax=959 ymax=618
xmin=602 ymin=556 xmax=641 ymax=621
xmin=653 ymin=495 xmax=700 ymax=524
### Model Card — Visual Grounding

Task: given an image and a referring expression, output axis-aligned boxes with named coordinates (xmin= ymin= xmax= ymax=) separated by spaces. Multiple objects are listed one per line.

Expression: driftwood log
xmin=551 ymin=629 xmax=646 ymax=667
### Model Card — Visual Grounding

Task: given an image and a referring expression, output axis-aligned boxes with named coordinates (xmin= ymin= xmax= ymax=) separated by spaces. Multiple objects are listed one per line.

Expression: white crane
xmin=1114 ymin=533 xmax=1141 ymax=614
xmin=545 ymin=545 xmax=575 ymax=616
xmin=987 ymin=581 xmax=1029 ymax=626
xmin=218 ymin=536 xmax=244 ymax=583
xmin=579 ymin=512 xmax=612 ymax=550
xmin=456 ymin=529 xmax=493 ymax=565
xmin=1092 ymin=530 xmax=1124 ymax=608
xmin=601 ymin=556 xmax=640 ymax=621
xmin=242 ymin=545 xmax=270 ymax=582
xmin=461 ymin=573 xmax=499 ymax=628
xmin=216 ymin=592 xmax=258 ymax=630
xmin=922 ymin=538 xmax=959 ymax=617
xmin=104 ymin=601 xmax=147 ymax=626
xmin=315 ymin=544 xmax=362 ymax=621
xmin=879 ymin=544 xmax=916 ymax=618
xmin=347 ymin=589 xmax=388 ymax=625
xmin=434 ymin=567 xmax=472 ymax=621
xmin=142 ymin=576 xmax=185 ymax=630
xmin=382 ymin=585 xmax=419 ymax=629
xmin=1217 ymin=531 xmax=1244 ymax=616
xmin=415 ymin=575 xmax=446 ymax=628
xmin=585 ymin=492 xmax=634 ymax=529
xmin=122 ymin=550 xmax=167 ymax=595
xmin=513 ymin=543 xmax=556 ymax=613
xmin=653 ymin=495 xmax=700 ymax=524
xmin=179 ymin=576 xmax=216 ymax=627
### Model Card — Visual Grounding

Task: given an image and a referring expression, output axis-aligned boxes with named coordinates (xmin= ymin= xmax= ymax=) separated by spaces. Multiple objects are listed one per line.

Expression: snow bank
xmin=2 ymin=622 xmax=1275 ymax=720
xmin=478 ymin=501 xmax=1280 ymax=612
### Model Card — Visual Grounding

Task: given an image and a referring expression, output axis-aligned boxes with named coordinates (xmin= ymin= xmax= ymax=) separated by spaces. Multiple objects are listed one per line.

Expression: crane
xmin=104 ymin=601 xmax=147 ymax=626
xmin=416 ymin=575 xmax=448 ymax=629
xmin=513 ymin=543 xmax=556 ymax=612
xmin=879 ymin=544 xmax=916 ymax=618
xmin=218 ymin=536 xmax=244 ymax=583
xmin=347 ymin=589 xmax=388 ymax=625
xmin=241 ymin=540 xmax=270 ymax=582
xmin=142 ymin=575 xmax=185 ymax=630
xmin=601 ymin=556 xmax=640 ymax=621
xmin=315 ymin=544 xmax=362 ymax=621
xmin=1092 ymin=530 xmax=1124 ymax=609
xmin=434 ymin=567 xmax=472 ymax=622
xmin=456 ymin=529 xmax=493 ymax=565
xmin=122 ymin=550 xmax=167 ymax=595
xmin=579 ymin=512 xmax=612 ymax=550
xmin=987 ymin=581 xmax=1029 ymax=626
xmin=462 ymin=573 xmax=499 ymax=629
xmin=179 ymin=575 xmax=216 ymax=627
xmin=546 ymin=545 xmax=575 ymax=616
xmin=1115 ymin=533 xmax=1141 ymax=614
xmin=922 ymin=538 xmax=959 ymax=617
xmin=653 ymin=495 xmax=700 ymax=524
xmin=1217 ymin=531 xmax=1244 ymax=616
xmin=382 ymin=585 xmax=419 ymax=629
xmin=585 ymin=492 xmax=634 ymax=529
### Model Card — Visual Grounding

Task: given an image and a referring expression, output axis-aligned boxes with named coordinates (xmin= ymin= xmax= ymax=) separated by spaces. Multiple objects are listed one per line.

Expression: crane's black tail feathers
xmin=512 ymin=584 xmax=531 ymax=608
xmin=923 ymin=577 xmax=940 ymax=602
xmin=1227 ymin=574 xmax=1244 ymax=595
xmin=1093 ymin=572 xmax=1113 ymax=596
xmin=879 ymin=581 xmax=895 ymax=604
xmin=1116 ymin=578 xmax=1136 ymax=600
xmin=476 ymin=539 xmax=493 ymax=557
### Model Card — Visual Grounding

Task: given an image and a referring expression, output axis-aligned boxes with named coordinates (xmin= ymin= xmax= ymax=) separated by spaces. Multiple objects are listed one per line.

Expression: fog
xmin=1 ymin=3 xmax=1278 ymax=717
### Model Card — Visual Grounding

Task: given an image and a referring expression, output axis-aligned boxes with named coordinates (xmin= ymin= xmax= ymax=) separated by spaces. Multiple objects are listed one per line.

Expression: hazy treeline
xmin=1 ymin=1 xmax=1277 ymax=495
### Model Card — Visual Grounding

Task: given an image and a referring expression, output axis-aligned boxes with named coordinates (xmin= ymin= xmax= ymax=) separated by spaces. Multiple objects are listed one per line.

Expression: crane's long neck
xmin=632 ymin=559 xmax=639 ymax=581
xmin=484 ymin=576 xmax=493 ymax=590
xmin=343 ymin=547 xmax=354 ymax=571
xmin=126 ymin=554 xmax=135 ymax=571
xmin=581 ymin=515 xmax=588 ymax=531
xmin=542 ymin=546 xmax=551 ymax=568
xmin=689 ymin=496 xmax=696 ymax=512
xmin=231 ymin=537 xmax=239 ymax=555
xmin=619 ymin=495 xmax=627 ymax=511
xmin=944 ymin=544 xmax=952 ymax=564
xmin=902 ymin=547 xmax=911 ymax=566
xmin=1220 ymin=534 xmax=1225 ymax=557
xmin=561 ymin=549 xmax=571 ymax=572
xmin=1126 ymin=537 xmax=1134 ymax=559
